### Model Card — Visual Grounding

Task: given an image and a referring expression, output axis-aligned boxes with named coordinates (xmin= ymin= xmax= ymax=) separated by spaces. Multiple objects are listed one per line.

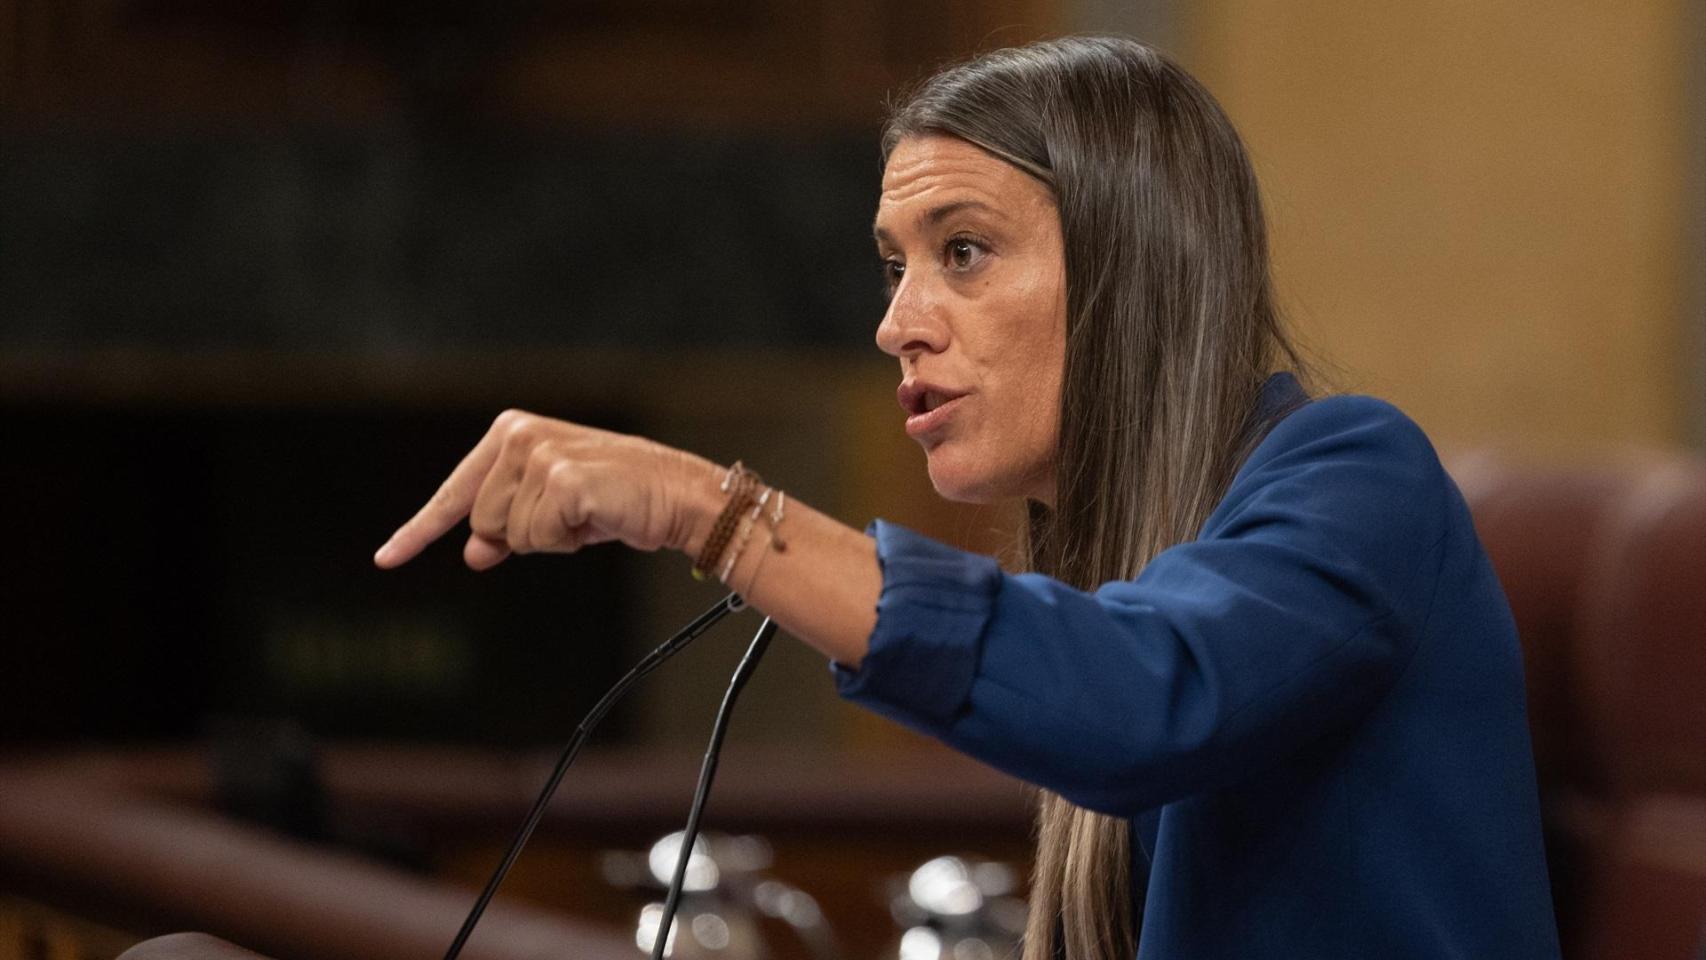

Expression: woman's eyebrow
xmin=873 ymin=199 xmax=1003 ymax=244
xmin=922 ymin=199 xmax=999 ymax=226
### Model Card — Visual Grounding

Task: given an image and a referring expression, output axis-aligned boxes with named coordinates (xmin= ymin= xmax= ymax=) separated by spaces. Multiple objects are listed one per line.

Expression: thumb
xmin=464 ymin=533 xmax=511 ymax=571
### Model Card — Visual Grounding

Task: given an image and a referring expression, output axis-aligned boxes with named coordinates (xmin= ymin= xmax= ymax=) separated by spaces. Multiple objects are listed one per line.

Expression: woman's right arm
xmin=834 ymin=396 xmax=1453 ymax=817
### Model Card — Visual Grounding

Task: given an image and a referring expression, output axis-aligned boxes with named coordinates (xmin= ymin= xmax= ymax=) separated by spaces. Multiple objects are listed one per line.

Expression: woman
xmin=375 ymin=37 xmax=1560 ymax=959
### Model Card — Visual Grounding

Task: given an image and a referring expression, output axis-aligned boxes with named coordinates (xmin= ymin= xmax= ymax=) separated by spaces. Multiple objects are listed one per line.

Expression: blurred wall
xmin=1179 ymin=0 xmax=1699 ymax=458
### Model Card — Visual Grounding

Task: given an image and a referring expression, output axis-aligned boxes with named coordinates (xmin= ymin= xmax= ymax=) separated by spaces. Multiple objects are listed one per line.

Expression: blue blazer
xmin=835 ymin=374 xmax=1561 ymax=958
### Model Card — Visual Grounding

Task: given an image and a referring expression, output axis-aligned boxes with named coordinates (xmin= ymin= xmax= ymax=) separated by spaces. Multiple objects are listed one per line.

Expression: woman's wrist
xmin=670 ymin=452 xmax=732 ymax=560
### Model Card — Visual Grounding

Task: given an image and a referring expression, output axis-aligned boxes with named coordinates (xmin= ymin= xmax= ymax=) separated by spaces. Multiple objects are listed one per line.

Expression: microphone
xmin=648 ymin=616 xmax=779 ymax=960
xmin=443 ymin=591 xmax=747 ymax=960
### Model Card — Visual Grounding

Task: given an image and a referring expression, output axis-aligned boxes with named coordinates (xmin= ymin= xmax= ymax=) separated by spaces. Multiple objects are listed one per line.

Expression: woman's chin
xmin=925 ymin=449 xmax=1004 ymax=504
xmin=924 ymin=439 xmax=1052 ymax=505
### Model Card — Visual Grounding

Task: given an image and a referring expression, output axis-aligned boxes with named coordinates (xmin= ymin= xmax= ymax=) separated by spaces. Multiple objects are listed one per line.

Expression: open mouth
xmin=898 ymin=381 xmax=968 ymax=417
xmin=898 ymin=380 xmax=969 ymax=439
xmin=913 ymin=390 xmax=955 ymax=414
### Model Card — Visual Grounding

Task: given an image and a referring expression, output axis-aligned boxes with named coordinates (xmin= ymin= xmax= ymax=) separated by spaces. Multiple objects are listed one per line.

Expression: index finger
xmin=373 ymin=424 xmax=508 ymax=569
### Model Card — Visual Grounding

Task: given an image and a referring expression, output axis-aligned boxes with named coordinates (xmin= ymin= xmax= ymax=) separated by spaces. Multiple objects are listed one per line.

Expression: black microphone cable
xmin=647 ymin=616 xmax=779 ymax=960
xmin=443 ymin=591 xmax=747 ymax=960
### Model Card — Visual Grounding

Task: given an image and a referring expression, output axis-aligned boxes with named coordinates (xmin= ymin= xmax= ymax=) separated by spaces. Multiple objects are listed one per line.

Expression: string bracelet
xmin=691 ymin=462 xmax=761 ymax=581
xmin=731 ymin=485 xmax=792 ymax=595
xmin=765 ymin=490 xmax=787 ymax=552
xmin=740 ymin=524 xmax=778 ymax=599
xmin=718 ymin=488 xmax=772 ymax=583
xmin=691 ymin=461 xmax=791 ymax=589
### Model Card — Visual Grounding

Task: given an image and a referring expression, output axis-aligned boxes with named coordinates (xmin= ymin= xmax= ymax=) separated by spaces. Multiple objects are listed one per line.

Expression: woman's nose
xmin=875 ymin=285 xmax=949 ymax=359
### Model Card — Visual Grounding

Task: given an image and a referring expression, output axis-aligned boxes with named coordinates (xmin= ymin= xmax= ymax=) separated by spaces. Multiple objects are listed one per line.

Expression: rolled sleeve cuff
xmin=831 ymin=520 xmax=1003 ymax=730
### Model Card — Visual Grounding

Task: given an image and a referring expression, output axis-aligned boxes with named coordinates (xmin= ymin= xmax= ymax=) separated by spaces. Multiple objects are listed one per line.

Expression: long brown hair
xmin=882 ymin=36 xmax=1307 ymax=960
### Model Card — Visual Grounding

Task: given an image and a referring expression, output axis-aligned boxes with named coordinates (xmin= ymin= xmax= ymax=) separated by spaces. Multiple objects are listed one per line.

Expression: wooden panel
xmin=1182 ymin=0 xmax=1693 ymax=456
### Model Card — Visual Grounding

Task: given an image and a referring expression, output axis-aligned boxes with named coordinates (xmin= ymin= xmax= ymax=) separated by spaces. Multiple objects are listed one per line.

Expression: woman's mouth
xmin=898 ymin=381 xmax=969 ymax=440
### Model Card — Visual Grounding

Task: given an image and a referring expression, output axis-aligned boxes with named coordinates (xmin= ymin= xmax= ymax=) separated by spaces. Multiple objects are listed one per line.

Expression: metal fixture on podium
xmin=885 ymin=855 xmax=1027 ymax=960
xmin=442 ymin=593 xmax=747 ymax=960
xmin=603 ymin=831 xmax=841 ymax=960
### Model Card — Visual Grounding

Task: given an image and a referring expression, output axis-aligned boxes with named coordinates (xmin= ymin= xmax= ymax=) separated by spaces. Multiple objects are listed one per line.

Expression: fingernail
xmin=374 ymin=541 xmax=395 ymax=566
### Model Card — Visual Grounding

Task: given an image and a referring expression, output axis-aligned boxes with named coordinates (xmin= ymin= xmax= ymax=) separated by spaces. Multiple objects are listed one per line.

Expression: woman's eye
xmin=882 ymin=259 xmax=905 ymax=292
xmin=946 ymin=238 xmax=985 ymax=270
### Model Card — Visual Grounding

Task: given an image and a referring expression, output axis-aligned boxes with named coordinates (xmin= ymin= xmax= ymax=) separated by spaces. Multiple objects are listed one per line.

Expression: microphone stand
xmin=443 ymin=592 xmax=746 ymax=960
xmin=648 ymin=616 xmax=778 ymax=960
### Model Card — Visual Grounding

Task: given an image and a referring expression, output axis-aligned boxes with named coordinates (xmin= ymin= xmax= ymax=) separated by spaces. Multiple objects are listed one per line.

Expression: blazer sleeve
xmin=833 ymin=396 xmax=1454 ymax=817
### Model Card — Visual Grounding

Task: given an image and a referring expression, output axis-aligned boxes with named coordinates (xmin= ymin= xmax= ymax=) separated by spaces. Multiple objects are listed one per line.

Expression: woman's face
xmin=874 ymin=134 xmax=1067 ymax=505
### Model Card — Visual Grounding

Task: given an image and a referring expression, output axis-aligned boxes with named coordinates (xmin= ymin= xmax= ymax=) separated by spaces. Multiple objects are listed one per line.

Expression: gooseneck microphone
xmin=442 ymin=592 xmax=747 ymax=960
xmin=648 ymin=616 xmax=779 ymax=960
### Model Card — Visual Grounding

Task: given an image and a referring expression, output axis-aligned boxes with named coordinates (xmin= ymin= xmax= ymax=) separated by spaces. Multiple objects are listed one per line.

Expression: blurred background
xmin=2 ymin=1 xmax=1703 ymax=959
